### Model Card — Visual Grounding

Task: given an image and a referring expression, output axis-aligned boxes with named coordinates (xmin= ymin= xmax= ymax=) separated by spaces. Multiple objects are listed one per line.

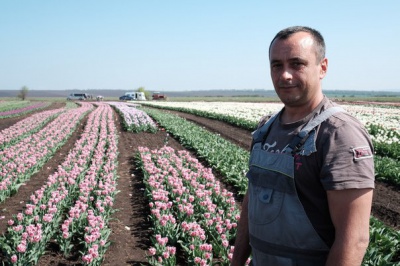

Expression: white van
xmin=125 ymin=92 xmax=146 ymax=101
xmin=67 ymin=93 xmax=88 ymax=100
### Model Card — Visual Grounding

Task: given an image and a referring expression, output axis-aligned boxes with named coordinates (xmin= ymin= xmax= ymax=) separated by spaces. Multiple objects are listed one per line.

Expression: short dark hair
xmin=269 ymin=26 xmax=326 ymax=62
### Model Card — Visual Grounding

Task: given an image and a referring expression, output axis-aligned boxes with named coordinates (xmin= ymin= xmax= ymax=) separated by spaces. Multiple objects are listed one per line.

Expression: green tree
xmin=17 ymin=86 xmax=29 ymax=100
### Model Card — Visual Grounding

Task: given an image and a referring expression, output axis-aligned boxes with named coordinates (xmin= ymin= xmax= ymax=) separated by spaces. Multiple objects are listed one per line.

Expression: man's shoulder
xmin=318 ymin=109 xmax=370 ymax=145
xmin=320 ymin=98 xmax=363 ymax=129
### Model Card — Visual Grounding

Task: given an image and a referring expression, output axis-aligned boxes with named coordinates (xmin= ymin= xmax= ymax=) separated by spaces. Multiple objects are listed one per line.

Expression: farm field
xmin=0 ymin=100 xmax=399 ymax=265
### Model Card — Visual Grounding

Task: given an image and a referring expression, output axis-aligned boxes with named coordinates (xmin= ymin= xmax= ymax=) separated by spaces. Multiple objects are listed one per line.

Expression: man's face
xmin=269 ymin=32 xmax=327 ymax=107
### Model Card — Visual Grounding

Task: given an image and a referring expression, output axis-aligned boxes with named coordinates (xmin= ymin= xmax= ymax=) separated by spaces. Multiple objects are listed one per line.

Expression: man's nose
xmin=281 ymin=68 xmax=293 ymax=80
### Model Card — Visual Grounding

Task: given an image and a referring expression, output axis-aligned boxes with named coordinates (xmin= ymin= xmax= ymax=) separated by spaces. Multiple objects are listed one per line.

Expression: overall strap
xmin=284 ymin=106 xmax=346 ymax=155
xmin=252 ymin=111 xmax=281 ymax=145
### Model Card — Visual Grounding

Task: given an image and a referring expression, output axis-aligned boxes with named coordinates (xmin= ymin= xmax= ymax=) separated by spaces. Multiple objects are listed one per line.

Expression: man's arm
xmin=231 ymin=191 xmax=251 ymax=266
xmin=326 ymin=188 xmax=373 ymax=266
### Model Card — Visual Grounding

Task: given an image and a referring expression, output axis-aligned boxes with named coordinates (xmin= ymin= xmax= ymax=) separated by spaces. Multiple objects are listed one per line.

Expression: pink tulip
xmin=10 ymin=254 xmax=17 ymax=263
xmin=16 ymin=243 xmax=26 ymax=253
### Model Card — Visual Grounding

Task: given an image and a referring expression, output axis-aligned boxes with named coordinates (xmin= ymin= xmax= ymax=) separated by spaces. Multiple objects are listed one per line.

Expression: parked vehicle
xmin=124 ymin=92 xmax=146 ymax=101
xmin=119 ymin=95 xmax=134 ymax=101
xmin=67 ymin=93 xmax=88 ymax=100
xmin=152 ymin=92 xmax=167 ymax=100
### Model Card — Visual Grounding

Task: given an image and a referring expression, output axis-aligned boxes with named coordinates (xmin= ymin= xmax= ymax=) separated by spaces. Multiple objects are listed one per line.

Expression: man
xmin=231 ymin=26 xmax=374 ymax=266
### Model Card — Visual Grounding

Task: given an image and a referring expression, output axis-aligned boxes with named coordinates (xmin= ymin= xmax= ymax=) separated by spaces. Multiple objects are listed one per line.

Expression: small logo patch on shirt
xmin=352 ymin=146 xmax=373 ymax=160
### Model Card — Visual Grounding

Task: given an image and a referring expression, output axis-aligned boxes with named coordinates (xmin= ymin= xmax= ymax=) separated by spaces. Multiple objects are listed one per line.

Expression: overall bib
xmin=247 ymin=107 xmax=344 ymax=266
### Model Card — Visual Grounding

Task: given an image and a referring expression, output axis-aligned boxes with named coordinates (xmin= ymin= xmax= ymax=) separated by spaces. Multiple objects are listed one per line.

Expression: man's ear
xmin=320 ymin=58 xmax=328 ymax=79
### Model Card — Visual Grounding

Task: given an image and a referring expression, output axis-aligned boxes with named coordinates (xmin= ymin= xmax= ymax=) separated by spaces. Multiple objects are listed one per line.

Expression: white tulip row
xmin=144 ymin=101 xmax=282 ymax=123
xmin=143 ymin=101 xmax=400 ymax=133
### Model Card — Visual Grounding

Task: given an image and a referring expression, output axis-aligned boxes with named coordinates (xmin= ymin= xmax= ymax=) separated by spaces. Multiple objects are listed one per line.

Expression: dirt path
xmin=101 ymin=114 xmax=189 ymax=266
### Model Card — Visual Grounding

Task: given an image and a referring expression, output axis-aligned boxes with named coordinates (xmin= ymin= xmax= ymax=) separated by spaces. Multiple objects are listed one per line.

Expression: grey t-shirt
xmin=260 ymin=97 xmax=375 ymax=246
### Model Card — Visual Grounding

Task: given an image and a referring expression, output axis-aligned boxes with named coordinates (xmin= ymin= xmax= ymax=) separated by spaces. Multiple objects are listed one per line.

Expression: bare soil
xmin=0 ymin=102 xmax=399 ymax=266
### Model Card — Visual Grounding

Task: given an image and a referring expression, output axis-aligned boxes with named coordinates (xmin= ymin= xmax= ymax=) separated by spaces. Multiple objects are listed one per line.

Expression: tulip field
xmin=0 ymin=100 xmax=399 ymax=265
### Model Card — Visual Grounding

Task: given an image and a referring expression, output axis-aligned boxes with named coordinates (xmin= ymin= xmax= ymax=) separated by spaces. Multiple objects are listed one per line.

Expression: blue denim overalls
xmin=247 ymin=107 xmax=344 ymax=266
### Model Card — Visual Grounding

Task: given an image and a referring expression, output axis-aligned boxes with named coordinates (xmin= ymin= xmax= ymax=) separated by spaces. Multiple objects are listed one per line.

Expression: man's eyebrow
xmin=288 ymin=57 xmax=306 ymax=62
xmin=270 ymin=59 xmax=281 ymax=65
xmin=270 ymin=57 xmax=307 ymax=64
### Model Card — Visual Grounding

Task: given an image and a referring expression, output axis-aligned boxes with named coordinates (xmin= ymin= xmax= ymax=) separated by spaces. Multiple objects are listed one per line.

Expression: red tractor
xmin=152 ymin=92 xmax=167 ymax=100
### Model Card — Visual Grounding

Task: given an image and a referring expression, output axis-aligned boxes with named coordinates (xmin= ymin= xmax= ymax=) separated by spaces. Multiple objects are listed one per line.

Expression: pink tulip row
xmin=0 ymin=103 xmax=117 ymax=265
xmin=0 ymin=102 xmax=50 ymax=118
xmin=0 ymin=107 xmax=66 ymax=148
xmin=0 ymin=103 xmax=93 ymax=203
xmin=58 ymin=103 xmax=119 ymax=265
xmin=141 ymin=151 xmax=210 ymax=265
xmin=138 ymin=146 xmax=246 ymax=265
xmin=110 ymin=102 xmax=157 ymax=132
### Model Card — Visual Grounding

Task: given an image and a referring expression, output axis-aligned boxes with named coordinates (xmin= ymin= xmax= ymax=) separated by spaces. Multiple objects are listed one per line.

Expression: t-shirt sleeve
xmin=319 ymin=114 xmax=375 ymax=190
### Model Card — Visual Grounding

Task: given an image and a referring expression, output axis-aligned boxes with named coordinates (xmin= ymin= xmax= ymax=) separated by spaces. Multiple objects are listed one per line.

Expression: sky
xmin=1 ymin=1 xmax=399 ymax=92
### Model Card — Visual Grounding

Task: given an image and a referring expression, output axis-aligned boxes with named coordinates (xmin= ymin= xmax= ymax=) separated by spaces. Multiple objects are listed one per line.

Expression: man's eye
xmin=271 ymin=64 xmax=282 ymax=70
xmin=292 ymin=62 xmax=305 ymax=68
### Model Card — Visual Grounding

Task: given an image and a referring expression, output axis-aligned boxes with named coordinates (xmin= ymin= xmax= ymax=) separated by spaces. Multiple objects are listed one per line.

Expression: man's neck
xmin=280 ymin=95 xmax=324 ymax=124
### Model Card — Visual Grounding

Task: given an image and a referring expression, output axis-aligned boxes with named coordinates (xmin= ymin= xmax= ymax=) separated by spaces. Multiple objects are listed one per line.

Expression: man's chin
xmin=279 ymin=94 xmax=301 ymax=105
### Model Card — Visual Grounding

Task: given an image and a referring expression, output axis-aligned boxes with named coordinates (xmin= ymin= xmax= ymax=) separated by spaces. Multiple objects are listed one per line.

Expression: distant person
xmin=231 ymin=26 xmax=375 ymax=266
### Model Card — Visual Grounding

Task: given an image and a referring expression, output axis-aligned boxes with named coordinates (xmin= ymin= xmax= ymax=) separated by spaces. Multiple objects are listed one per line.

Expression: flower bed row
xmin=0 ymin=101 xmax=32 ymax=113
xmin=0 ymin=102 xmax=93 ymax=203
xmin=109 ymin=102 xmax=157 ymax=133
xmin=0 ymin=102 xmax=51 ymax=118
xmin=0 ymin=103 xmax=119 ymax=265
xmin=141 ymin=102 xmax=274 ymax=131
xmin=0 ymin=107 xmax=66 ymax=149
xmin=137 ymin=146 xmax=248 ymax=265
